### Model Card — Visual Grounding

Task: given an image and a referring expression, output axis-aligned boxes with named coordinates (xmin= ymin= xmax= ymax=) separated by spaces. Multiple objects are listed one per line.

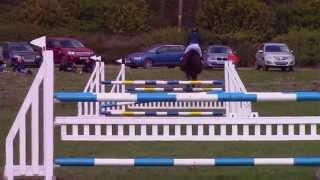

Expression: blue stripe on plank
xmin=55 ymin=158 xmax=95 ymax=166
xmin=212 ymin=112 xmax=224 ymax=117
xmin=101 ymin=111 xmax=112 ymax=116
xmin=165 ymin=87 xmax=175 ymax=92
xmin=145 ymin=80 xmax=157 ymax=85
xmin=215 ymin=158 xmax=254 ymax=166
xmin=207 ymin=90 xmax=225 ymax=94
xmin=168 ymin=80 xmax=179 ymax=85
xmin=294 ymin=157 xmax=320 ymax=166
xmin=296 ymin=92 xmax=320 ymax=101
xmin=213 ymin=80 xmax=224 ymax=85
xmin=167 ymin=111 xmax=179 ymax=116
xmin=126 ymin=88 xmax=135 ymax=91
xmin=101 ymin=80 xmax=112 ymax=85
xmin=54 ymin=92 xmax=96 ymax=102
xmin=137 ymin=93 xmax=176 ymax=103
xmin=135 ymin=158 xmax=174 ymax=166
xmin=217 ymin=93 xmax=257 ymax=102
xmin=145 ymin=111 xmax=157 ymax=116
xmin=184 ymin=87 xmax=193 ymax=92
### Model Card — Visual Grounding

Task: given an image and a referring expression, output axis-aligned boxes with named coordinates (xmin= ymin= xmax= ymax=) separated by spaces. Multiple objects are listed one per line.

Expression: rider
xmin=184 ymin=27 xmax=202 ymax=58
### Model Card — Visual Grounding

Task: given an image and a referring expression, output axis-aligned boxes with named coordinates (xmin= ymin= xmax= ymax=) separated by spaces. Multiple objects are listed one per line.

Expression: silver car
xmin=205 ymin=45 xmax=235 ymax=68
xmin=255 ymin=43 xmax=295 ymax=71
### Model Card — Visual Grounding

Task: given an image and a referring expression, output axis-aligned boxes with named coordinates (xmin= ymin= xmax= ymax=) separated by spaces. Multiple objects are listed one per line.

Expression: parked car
xmin=1 ymin=42 xmax=42 ymax=67
xmin=255 ymin=43 xmax=295 ymax=71
xmin=204 ymin=45 xmax=240 ymax=68
xmin=46 ymin=37 xmax=95 ymax=66
xmin=125 ymin=44 xmax=185 ymax=68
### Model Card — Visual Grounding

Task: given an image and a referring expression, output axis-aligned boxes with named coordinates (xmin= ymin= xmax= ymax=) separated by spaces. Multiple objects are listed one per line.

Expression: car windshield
xmin=146 ymin=45 xmax=161 ymax=53
xmin=10 ymin=44 xmax=33 ymax=51
xmin=210 ymin=47 xmax=231 ymax=54
xmin=60 ymin=40 xmax=85 ymax=48
xmin=265 ymin=45 xmax=289 ymax=53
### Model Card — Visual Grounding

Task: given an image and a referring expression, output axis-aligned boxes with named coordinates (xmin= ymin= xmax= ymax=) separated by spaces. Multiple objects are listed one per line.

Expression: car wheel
xmin=144 ymin=59 xmax=152 ymax=69
xmin=255 ymin=62 xmax=261 ymax=70
xmin=59 ymin=57 xmax=67 ymax=71
xmin=36 ymin=59 xmax=42 ymax=68
xmin=289 ymin=66 xmax=294 ymax=71
xmin=263 ymin=65 xmax=269 ymax=71
xmin=129 ymin=65 xmax=138 ymax=69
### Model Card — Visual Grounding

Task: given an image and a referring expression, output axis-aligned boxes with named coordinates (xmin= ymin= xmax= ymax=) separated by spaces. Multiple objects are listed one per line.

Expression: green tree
xmin=16 ymin=0 xmax=72 ymax=27
xmin=106 ymin=0 xmax=150 ymax=33
xmin=196 ymin=0 xmax=274 ymax=37
xmin=271 ymin=0 xmax=320 ymax=34
xmin=274 ymin=29 xmax=320 ymax=66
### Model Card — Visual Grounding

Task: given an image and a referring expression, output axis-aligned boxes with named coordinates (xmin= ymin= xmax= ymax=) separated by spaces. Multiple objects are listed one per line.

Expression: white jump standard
xmin=4 ymin=36 xmax=320 ymax=180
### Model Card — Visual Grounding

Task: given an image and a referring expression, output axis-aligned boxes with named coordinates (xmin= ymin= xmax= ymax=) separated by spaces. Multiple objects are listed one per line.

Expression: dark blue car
xmin=2 ymin=42 xmax=42 ymax=67
xmin=125 ymin=44 xmax=185 ymax=68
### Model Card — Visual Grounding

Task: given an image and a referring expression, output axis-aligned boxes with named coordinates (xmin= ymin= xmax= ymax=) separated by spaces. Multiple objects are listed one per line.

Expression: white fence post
xmin=4 ymin=48 xmax=55 ymax=179
xmin=43 ymin=50 xmax=54 ymax=180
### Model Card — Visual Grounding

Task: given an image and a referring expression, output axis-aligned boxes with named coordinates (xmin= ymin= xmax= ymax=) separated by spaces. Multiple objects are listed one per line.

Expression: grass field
xmin=1 ymin=66 xmax=320 ymax=180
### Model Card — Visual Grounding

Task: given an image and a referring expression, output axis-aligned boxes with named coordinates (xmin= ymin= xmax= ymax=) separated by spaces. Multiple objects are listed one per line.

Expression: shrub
xmin=106 ymin=0 xmax=150 ymax=33
xmin=0 ymin=23 xmax=45 ymax=41
xmin=273 ymin=29 xmax=320 ymax=66
xmin=15 ymin=0 xmax=72 ymax=28
xmin=196 ymin=0 xmax=274 ymax=38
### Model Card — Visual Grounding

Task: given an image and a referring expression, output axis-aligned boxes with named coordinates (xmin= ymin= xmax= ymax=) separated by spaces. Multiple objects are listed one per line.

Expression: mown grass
xmin=1 ymin=66 xmax=320 ymax=180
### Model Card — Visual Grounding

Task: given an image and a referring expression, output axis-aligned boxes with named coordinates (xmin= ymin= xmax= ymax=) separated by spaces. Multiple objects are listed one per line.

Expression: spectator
xmin=12 ymin=56 xmax=32 ymax=75
xmin=0 ymin=59 xmax=6 ymax=72
xmin=82 ymin=58 xmax=95 ymax=73
xmin=59 ymin=61 xmax=77 ymax=72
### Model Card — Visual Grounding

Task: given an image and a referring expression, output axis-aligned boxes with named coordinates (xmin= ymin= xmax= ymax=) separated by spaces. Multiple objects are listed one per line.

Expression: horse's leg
xmin=191 ymin=73 xmax=198 ymax=87
xmin=186 ymin=73 xmax=193 ymax=89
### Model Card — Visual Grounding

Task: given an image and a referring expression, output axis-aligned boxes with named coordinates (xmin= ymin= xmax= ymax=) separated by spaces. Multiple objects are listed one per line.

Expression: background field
xmin=1 ymin=66 xmax=320 ymax=180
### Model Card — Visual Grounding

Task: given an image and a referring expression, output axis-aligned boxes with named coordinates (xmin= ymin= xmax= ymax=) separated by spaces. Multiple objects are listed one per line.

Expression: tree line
xmin=0 ymin=0 xmax=319 ymax=66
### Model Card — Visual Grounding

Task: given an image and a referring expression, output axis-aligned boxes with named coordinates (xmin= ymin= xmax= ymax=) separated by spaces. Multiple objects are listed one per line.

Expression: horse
xmin=180 ymin=49 xmax=203 ymax=81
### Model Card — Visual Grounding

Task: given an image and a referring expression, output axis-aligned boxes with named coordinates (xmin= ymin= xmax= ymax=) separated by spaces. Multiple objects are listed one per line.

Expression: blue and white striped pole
xmin=55 ymin=157 xmax=320 ymax=166
xmin=54 ymin=92 xmax=320 ymax=103
xmin=100 ymin=111 xmax=224 ymax=117
xmin=101 ymin=80 xmax=224 ymax=86
xmin=126 ymin=87 xmax=223 ymax=92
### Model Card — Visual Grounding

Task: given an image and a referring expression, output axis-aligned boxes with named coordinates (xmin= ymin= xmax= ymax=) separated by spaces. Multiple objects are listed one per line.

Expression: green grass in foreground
xmin=1 ymin=67 xmax=320 ymax=180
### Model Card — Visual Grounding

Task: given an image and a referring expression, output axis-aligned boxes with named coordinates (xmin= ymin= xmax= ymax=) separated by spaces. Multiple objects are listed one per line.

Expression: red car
xmin=46 ymin=37 xmax=95 ymax=69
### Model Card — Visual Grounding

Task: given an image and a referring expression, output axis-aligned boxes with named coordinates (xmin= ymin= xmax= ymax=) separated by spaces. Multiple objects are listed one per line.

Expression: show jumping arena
xmin=3 ymin=36 xmax=320 ymax=179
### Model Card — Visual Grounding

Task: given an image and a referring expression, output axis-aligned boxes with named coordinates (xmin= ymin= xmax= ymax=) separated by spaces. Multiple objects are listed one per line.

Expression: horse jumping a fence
xmin=3 ymin=36 xmax=320 ymax=180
